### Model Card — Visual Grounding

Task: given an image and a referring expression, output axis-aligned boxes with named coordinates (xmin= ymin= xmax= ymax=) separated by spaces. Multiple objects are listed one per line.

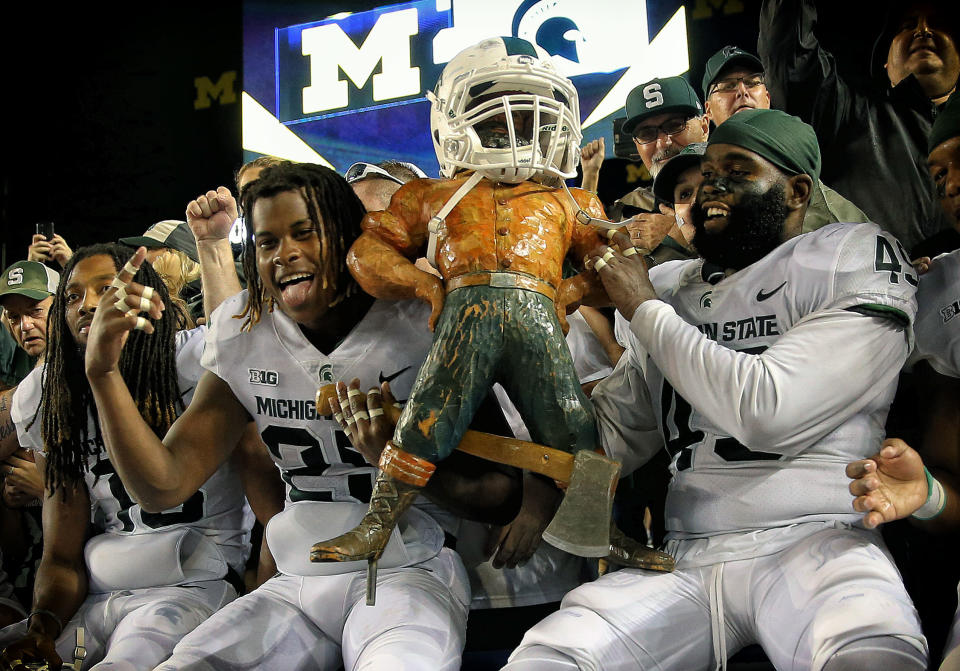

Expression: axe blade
xmin=542 ymin=450 xmax=620 ymax=557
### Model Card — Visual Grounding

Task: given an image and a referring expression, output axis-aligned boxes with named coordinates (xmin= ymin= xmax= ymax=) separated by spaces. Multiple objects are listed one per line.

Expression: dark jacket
xmin=759 ymin=0 xmax=953 ymax=253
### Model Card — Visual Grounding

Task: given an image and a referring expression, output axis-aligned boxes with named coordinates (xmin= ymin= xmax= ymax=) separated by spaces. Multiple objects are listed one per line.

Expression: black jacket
xmin=759 ymin=0 xmax=953 ymax=253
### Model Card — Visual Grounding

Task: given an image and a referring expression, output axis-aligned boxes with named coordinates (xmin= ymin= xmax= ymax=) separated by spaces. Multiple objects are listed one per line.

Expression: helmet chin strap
xmin=559 ymin=181 xmax=624 ymax=231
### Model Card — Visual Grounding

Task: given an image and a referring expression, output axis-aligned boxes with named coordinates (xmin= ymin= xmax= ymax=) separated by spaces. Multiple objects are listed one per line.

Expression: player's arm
xmin=231 ymin=426 xmax=284 ymax=588
xmin=94 ymin=369 xmax=250 ymax=513
xmin=850 ymin=367 xmax=960 ymax=530
xmin=83 ymin=248 xmax=251 ymax=511
xmin=589 ymin=232 xmax=910 ymax=455
xmin=186 ymin=187 xmax=244 ymax=319
xmin=633 ymin=303 xmax=906 ymax=454
xmin=0 ymin=453 xmax=88 ymax=669
xmin=232 ymin=423 xmax=285 ymax=528
xmin=591 ymin=337 xmax=666 ymax=475
xmin=0 ymin=387 xmax=20 ymax=462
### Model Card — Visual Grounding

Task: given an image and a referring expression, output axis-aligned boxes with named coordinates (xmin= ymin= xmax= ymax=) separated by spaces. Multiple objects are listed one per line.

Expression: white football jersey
xmin=11 ymin=327 xmax=248 ymax=572
xmin=912 ymin=249 xmax=960 ymax=378
xmin=595 ymin=223 xmax=917 ymax=560
xmin=202 ymin=292 xmax=446 ymax=567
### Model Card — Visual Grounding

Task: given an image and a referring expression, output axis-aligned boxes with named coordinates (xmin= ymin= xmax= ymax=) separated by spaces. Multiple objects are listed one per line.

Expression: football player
xmin=846 ymin=90 xmax=960 ymax=670
xmin=505 ymin=109 xmax=928 ymax=670
xmin=81 ymin=163 xmax=518 ymax=670
xmin=0 ymin=244 xmax=248 ymax=670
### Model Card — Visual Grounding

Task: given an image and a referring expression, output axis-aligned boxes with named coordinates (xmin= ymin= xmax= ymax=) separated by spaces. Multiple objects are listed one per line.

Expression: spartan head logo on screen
xmin=273 ymin=0 xmax=689 ymax=124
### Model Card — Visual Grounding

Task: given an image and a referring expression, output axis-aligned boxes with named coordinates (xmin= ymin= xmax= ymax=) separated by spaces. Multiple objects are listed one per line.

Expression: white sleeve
xmin=591 ymin=339 xmax=664 ymax=476
xmin=10 ymin=369 xmax=42 ymax=452
xmin=629 ymin=300 xmax=909 ymax=455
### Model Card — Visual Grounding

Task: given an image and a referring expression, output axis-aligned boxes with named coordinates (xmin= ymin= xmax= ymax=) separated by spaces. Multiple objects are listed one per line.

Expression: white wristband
xmin=912 ymin=469 xmax=947 ymax=520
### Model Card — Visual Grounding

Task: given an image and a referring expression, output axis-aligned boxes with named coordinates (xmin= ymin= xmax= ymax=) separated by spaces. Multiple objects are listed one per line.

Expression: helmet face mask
xmin=430 ymin=38 xmax=582 ymax=183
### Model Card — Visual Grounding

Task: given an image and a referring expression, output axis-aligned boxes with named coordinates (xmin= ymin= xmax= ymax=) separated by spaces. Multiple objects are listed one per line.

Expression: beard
xmin=691 ymin=183 xmax=789 ymax=270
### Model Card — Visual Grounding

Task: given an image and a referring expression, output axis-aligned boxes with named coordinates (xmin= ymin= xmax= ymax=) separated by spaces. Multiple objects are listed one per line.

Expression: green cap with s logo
xmin=0 ymin=261 xmax=60 ymax=302
xmin=622 ymin=76 xmax=703 ymax=135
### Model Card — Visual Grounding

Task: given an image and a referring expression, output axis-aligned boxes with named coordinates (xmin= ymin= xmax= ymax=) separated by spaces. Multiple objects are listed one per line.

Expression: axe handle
xmin=317 ymin=384 xmax=575 ymax=482
xmin=382 ymin=400 xmax=575 ymax=482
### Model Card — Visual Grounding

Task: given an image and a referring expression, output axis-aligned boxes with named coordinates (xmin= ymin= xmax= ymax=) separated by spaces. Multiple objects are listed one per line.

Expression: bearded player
xmin=505 ymin=109 xmax=928 ymax=670
xmin=80 ymin=163 xmax=523 ymax=670
xmin=0 ymin=244 xmax=247 ymax=671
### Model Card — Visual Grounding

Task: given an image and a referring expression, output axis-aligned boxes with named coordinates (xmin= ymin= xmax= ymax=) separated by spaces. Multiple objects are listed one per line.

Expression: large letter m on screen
xmin=301 ymin=8 xmax=420 ymax=115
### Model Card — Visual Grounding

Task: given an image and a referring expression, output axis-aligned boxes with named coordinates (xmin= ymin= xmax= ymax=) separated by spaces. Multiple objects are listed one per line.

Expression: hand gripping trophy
xmin=310 ymin=37 xmax=674 ymax=596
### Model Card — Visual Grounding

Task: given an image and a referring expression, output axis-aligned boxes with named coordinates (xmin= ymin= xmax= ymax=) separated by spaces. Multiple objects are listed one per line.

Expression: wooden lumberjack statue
xmin=310 ymin=37 xmax=675 ymax=588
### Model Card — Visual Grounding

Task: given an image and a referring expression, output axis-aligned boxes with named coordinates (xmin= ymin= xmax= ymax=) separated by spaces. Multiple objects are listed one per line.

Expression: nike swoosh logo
xmin=379 ymin=367 xmax=411 ymax=384
xmin=756 ymin=282 xmax=787 ymax=302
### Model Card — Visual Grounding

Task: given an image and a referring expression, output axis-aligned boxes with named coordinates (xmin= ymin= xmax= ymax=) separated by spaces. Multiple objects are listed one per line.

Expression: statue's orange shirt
xmin=362 ymin=174 xmax=609 ymax=289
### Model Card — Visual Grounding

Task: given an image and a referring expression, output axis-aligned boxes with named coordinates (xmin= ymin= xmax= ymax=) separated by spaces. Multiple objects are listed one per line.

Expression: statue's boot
xmin=309 ymin=442 xmax=434 ymax=564
xmin=605 ymin=522 xmax=675 ymax=572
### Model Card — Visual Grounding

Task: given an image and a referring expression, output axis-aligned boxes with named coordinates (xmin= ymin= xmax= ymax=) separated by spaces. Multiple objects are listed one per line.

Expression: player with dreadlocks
xmin=79 ymin=162 xmax=522 ymax=670
xmin=0 ymin=243 xmax=248 ymax=671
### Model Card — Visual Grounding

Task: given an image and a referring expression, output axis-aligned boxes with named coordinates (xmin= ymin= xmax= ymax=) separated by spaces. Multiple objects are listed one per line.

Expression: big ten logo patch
xmin=941 ymin=300 xmax=960 ymax=323
xmin=249 ymin=369 xmax=279 ymax=386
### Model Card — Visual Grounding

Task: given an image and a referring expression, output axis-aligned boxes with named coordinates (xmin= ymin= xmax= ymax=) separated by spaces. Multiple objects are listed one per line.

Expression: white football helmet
xmin=428 ymin=37 xmax=582 ymax=183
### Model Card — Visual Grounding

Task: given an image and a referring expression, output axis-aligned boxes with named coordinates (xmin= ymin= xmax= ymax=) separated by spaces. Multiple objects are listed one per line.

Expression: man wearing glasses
xmin=702 ymin=46 xmax=771 ymax=125
xmin=611 ymin=77 xmax=709 ymax=263
xmin=703 ymin=45 xmax=869 ymax=233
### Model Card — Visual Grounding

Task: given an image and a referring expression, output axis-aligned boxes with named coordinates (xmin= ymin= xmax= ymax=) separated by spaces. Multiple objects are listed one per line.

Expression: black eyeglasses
xmin=632 ymin=116 xmax=694 ymax=145
xmin=709 ymin=73 xmax=765 ymax=96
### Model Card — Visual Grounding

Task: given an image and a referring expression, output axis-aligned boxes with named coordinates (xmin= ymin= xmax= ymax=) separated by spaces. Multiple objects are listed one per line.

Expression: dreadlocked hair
xmin=36 ymin=243 xmax=184 ymax=494
xmin=236 ymin=162 xmax=367 ymax=330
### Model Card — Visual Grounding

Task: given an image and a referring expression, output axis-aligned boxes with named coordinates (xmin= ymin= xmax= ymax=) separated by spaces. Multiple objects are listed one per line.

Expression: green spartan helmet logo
xmin=318 ymin=363 xmax=334 ymax=384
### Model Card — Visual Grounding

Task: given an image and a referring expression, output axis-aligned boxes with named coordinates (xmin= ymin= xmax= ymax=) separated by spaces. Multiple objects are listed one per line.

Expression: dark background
xmin=0 ymin=0 xmax=882 ymax=269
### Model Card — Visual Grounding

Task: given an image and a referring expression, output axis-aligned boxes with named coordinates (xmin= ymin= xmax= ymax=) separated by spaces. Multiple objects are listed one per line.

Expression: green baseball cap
xmin=653 ymin=142 xmax=707 ymax=203
xmin=0 ymin=261 xmax=60 ymax=302
xmin=702 ymin=45 xmax=764 ymax=97
xmin=119 ymin=220 xmax=199 ymax=263
xmin=622 ymin=77 xmax=704 ymax=135
xmin=929 ymin=90 xmax=960 ymax=154
xmin=709 ymin=108 xmax=820 ymax=181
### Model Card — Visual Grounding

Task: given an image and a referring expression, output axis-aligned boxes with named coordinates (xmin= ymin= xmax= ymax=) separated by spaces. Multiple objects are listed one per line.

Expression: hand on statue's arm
xmin=328 ymin=378 xmax=396 ymax=466
xmin=585 ymin=230 xmax=657 ymax=321
xmin=186 ymin=186 xmax=243 ymax=318
xmin=625 ymin=212 xmax=675 ymax=252
xmin=484 ymin=472 xmax=561 ymax=569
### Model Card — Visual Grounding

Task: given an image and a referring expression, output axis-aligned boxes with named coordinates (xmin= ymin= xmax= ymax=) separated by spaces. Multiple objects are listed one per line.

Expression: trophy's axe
xmin=316 ymin=385 xmax=619 ymax=556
